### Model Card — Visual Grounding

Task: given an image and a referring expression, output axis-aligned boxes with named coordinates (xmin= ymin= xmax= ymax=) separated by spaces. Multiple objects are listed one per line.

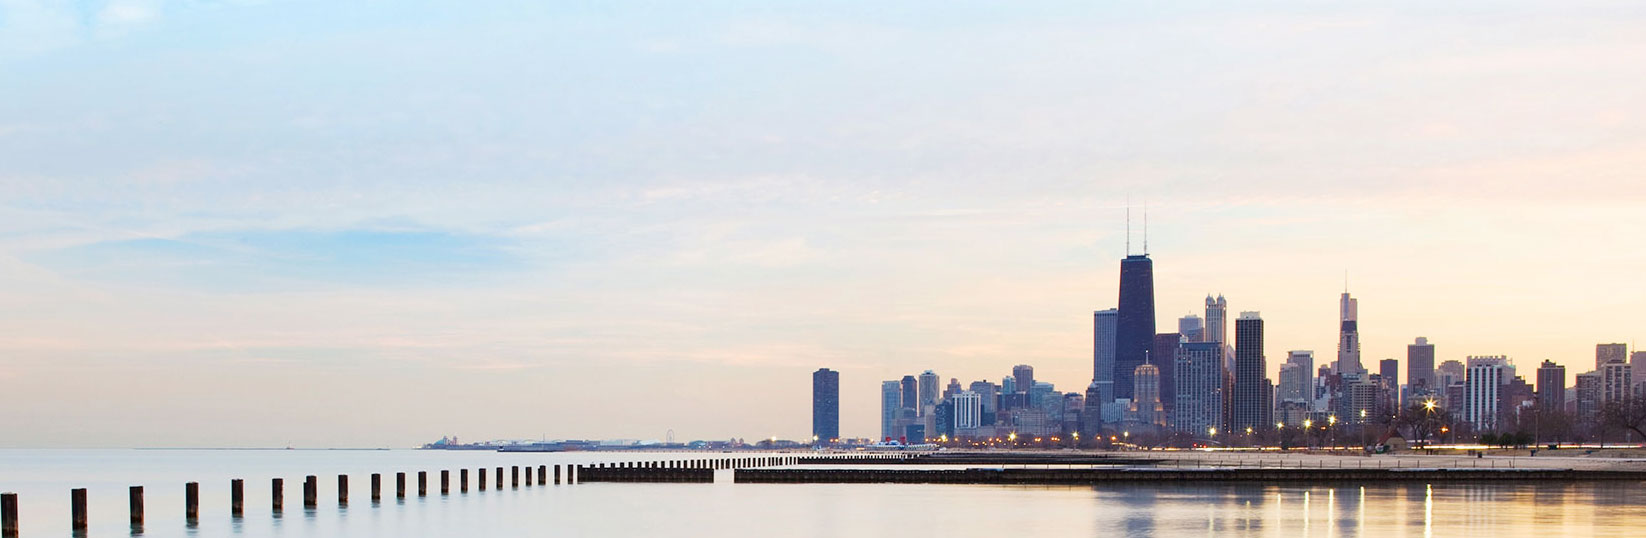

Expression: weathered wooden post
xmin=460 ymin=469 xmax=469 ymax=493
xmin=440 ymin=470 xmax=449 ymax=495
xmin=371 ymin=473 xmax=381 ymax=503
xmin=231 ymin=479 xmax=244 ymax=517
xmin=417 ymin=472 xmax=427 ymax=497
xmin=337 ymin=475 xmax=348 ymax=506
xmin=0 ymin=492 xmax=15 ymax=538
xmin=71 ymin=488 xmax=88 ymax=532
xmin=185 ymin=482 xmax=199 ymax=523
xmin=495 ymin=467 xmax=503 ymax=489
xmin=304 ymin=475 xmax=317 ymax=508
xmin=130 ymin=486 xmax=144 ymax=530
xmin=272 ymin=478 xmax=283 ymax=513
xmin=553 ymin=465 xmax=561 ymax=484
xmin=538 ymin=465 xmax=546 ymax=485
xmin=478 ymin=468 xmax=487 ymax=491
xmin=525 ymin=466 xmax=532 ymax=487
xmin=397 ymin=472 xmax=407 ymax=499
xmin=512 ymin=466 xmax=519 ymax=488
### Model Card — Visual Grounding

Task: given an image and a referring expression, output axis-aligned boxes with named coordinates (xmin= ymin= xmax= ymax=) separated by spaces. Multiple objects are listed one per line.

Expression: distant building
xmin=1001 ymin=375 xmax=1017 ymax=395
xmin=812 ymin=368 xmax=839 ymax=443
xmin=1092 ymin=309 xmax=1119 ymax=405
xmin=1204 ymin=295 xmax=1228 ymax=345
xmin=1464 ymin=356 xmax=1510 ymax=431
xmin=1173 ymin=341 xmax=1226 ymax=437
xmin=1597 ymin=343 xmax=1628 ymax=370
xmin=1407 ymin=337 xmax=1437 ymax=397
xmin=1575 ymin=371 xmax=1602 ymax=421
xmin=1152 ymin=332 xmax=1181 ymax=423
xmin=1178 ymin=315 xmax=1204 ymax=343
xmin=1130 ymin=363 xmax=1165 ymax=427
xmin=968 ymin=381 xmax=999 ymax=426
xmin=918 ymin=370 xmax=939 ymax=413
xmin=1012 ymin=365 xmax=1035 ymax=395
xmin=1278 ymin=351 xmax=1314 ymax=403
xmin=1535 ymin=361 xmax=1565 ymax=412
xmin=1601 ymin=361 xmax=1632 ymax=405
xmin=1379 ymin=358 xmax=1399 ymax=409
xmin=880 ymin=381 xmax=901 ymax=440
xmin=900 ymin=376 xmax=918 ymax=416
xmin=1336 ymin=292 xmax=1363 ymax=375
xmin=952 ymin=391 xmax=982 ymax=431
xmin=1116 ymin=254 xmax=1156 ymax=402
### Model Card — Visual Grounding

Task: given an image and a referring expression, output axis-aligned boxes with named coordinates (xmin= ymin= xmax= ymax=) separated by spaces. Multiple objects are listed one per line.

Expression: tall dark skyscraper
xmin=1115 ymin=254 xmax=1156 ymax=401
xmin=1407 ymin=337 xmax=1436 ymax=396
xmin=1231 ymin=312 xmax=1267 ymax=432
xmin=1012 ymin=365 xmax=1035 ymax=394
xmin=1536 ymin=360 xmax=1566 ymax=412
xmin=1151 ymin=332 xmax=1181 ymax=421
xmin=812 ymin=368 xmax=839 ymax=442
xmin=900 ymin=375 xmax=918 ymax=415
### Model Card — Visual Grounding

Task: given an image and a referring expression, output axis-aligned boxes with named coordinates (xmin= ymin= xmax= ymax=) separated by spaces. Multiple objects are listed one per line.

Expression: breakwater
xmin=734 ymin=467 xmax=1646 ymax=484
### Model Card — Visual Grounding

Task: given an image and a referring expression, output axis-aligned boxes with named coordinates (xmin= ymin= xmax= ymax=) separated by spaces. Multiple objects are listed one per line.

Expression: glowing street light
xmin=1423 ymin=399 xmax=1437 ymax=411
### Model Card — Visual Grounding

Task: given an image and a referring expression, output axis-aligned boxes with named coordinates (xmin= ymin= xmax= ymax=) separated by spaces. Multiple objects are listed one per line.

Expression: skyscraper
xmin=1634 ymin=351 xmax=1646 ymax=397
xmin=1576 ymin=371 xmax=1602 ymax=420
xmin=1597 ymin=343 xmax=1628 ymax=370
xmin=1407 ymin=337 xmax=1436 ymax=396
xmin=880 ymin=380 xmax=901 ymax=440
xmin=1278 ymin=351 xmax=1314 ymax=404
xmin=1336 ymin=292 xmax=1362 ymax=375
xmin=1116 ymin=255 xmax=1156 ymax=401
xmin=1173 ymin=342 xmax=1225 ymax=437
xmin=918 ymin=370 xmax=939 ymax=412
xmin=1092 ymin=309 xmax=1119 ymax=405
xmin=1012 ymin=365 xmax=1035 ymax=395
xmin=1464 ymin=356 xmax=1509 ymax=431
xmin=900 ymin=375 xmax=918 ymax=416
xmin=812 ymin=368 xmax=839 ymax=443
xmin=1379 ymin=358 xmax=1399 ymax=408
xmin=1151 ymin=332 xmax=1181 ymax=422
xmin=1601 ymin=361 xmax=1632 ymax=405
xmin=952 ymin=391 xmax=982 ymax=431
xmin=1204 ymin=295 xmax=1227 ymax=345
xmin=1231 ymin=312 xmax=1268 ymax=432
xmin=1535 ymin=360 xmax=1565 ymax=412
xmin=1178 ymin=315 xmax=1204 ymax=343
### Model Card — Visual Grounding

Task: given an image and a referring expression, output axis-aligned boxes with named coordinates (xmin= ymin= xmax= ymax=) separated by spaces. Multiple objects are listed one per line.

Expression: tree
xmin=1599 ymin=398 xmax=1646 ymax=441
xmin=1393 ymin=402 xmax=1451 ymax=447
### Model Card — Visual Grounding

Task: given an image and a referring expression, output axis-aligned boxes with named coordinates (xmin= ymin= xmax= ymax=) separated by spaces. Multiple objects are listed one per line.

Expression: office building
xmin=952 ymin=391 xmax=982 ymax=431
xmin=1116 ymin=254 xmax=1156 ymax=401
xmin=1597 ymin=343 xmax=1628 ymax=370
xmin=1231 ymin=312 xmax=1268 ymax=432
xmin=1535 ymin=360 xmax=1565 ymax=412
xmin=1278 ymin=351 xmax=1314 ymax=403
xmin=1173 ymin=342 xmax=1226 ymax=437
xmin=1601 ymin=361 xmax=1632 ymax=404
xmin=812 ymin=368 xmax=839 ymax=443
xmin=1178 ymin=315 xmax=1204 ymax=343
xmin=880 ymin=380 xmax=901 ymax=440
xmin=1576 ymin=371 xmax=1602 ymax=420
xmin=1092 ymin=309 xmax=1119 ymax=405
xmin=1407 ymin=337 xmax=1436 ymax=396
xmin=1379 ymin=358 xmax=1399 ymax=408
xmin=1152 ymin=332 xmax=1181 ymax=421
xmin=1012 ymin=365 xmax=1035 ymax=395
xmin=900 ymin=376 xmax=918 ymax=415
xmin=1130 ymin=363 xmax=1165 ymax=426
xmin=1204 ymin=295 xmax=1228 ymax=345
xmin=1337 ymin=292 xmax=1363 ymax=375
xmin=918 ymin=370 xmax=939 ymax=413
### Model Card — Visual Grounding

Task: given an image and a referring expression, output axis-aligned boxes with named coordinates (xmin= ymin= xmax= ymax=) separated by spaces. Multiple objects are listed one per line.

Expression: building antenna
xmin=1143 ymin=199 xmax=1149 ymax=256
xmin=1125 ymin=196 xmax=1131 ymax=256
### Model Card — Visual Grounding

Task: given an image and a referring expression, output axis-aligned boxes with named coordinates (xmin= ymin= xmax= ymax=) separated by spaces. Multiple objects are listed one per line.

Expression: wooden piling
xmin=272 ymin=478 xmax=283 ymax=513
xmin=185 ymin=482 xmax=199 ymax=522
xmin=538 ymin=465 xmax=546 ymax=485
xmin=460 ymin=469 xmax=469 ymax=493
xmin=337 ymin=475 xmax=348 ymax=505
xmin=512 ymin=466 xmax=519 ymax=488
xmin=478 ymin=468 xmax=487 ymax=491
xmin=0 ymin=492 xmax=15 ymax=538
xmin=525 ymin=466 xmax=532 ymax=487
xmin=304 ymin=475 xmax=317 ymax=508
xmin=231 ymin=478 xmax=244 ymax=517
xmin=397 ymin=472 xmax=407 ymax=499
xmin=129 ymin=486 xmax=144 ymax=529
xmin=371 ymin=473 xmax=381 ymax=502
xmin=440 ymin=470 xmax=449 ymax=495
xmin=71 ymin=488 xmax=87 ymax=532
xmin=495 ymin=467 xmax=503 ymax=490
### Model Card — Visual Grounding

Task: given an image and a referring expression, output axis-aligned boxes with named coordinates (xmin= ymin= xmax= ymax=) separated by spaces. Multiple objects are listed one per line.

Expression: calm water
xmin=2 ymin=449 xmax=1643 ymax=537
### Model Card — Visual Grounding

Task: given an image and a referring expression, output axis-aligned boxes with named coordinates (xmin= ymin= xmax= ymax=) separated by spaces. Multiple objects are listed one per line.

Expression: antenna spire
xmin=1125 ymin=197 xmax=1131 ymax=256
xmin=1143 ymin=200 xmax=1149 ymax=255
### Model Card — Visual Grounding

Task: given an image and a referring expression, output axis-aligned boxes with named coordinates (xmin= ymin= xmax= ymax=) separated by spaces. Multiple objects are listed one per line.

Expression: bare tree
xmin=1393 ymin=402 xmax=1451 ymax=447
xmin=1599 ymin=399 xmax=1646 ymax=441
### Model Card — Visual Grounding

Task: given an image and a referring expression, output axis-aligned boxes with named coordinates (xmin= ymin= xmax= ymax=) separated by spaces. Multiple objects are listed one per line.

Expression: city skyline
xmin=2 ymin=1 xmax=1645 ymax=447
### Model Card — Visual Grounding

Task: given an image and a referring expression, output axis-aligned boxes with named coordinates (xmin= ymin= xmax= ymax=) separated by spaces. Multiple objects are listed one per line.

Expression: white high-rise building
xmin=1464 ymin=356 xmax=1509 ymax=431
xmin=952 ymin=391 xmax=982 ymax=431
xmin=1204 ymin=295 xmax=1228 ymax=344
xmin=1336 ymin=292 xmax=1363 ymax=375
xmin=1601 ymin=361 xmax=1632 ymax=404
xmin=1278 ymin=351 xmax=1314 ymax=403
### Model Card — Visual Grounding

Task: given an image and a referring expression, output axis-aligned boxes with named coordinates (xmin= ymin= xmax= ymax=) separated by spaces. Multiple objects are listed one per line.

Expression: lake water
xmin=2 ymin=449 xmax=1643 ymax=537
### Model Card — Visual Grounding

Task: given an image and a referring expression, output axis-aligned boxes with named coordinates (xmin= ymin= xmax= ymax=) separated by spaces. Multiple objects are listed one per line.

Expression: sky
xmin=1 ymin=1 xmax=1644 ymax=447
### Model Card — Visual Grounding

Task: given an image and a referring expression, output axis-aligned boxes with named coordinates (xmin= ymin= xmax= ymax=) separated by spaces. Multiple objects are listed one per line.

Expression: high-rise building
xmin=1575 ymin=371 xmax=1602 ymax=420
xmin=1231 ymin=312 xmax=1268 ymax=432
xmin=880 ymin=380 xmax=901 ymax=440
xmin=1464 ymin=356 xmax=1509 ymax=431
xmin=1278 ymin=351 xmax=1314 ymax=403
xmin=1407 ymin=337 xmax=1436 ymax=396
xmin=1379 ymin=358 xmax=1399 ymax=408
xmin=918 ymin=370 xmax=939 ymax=413
xmin=1092 ymin=309 xmax=1119 ymax=405
xmin=968 ymin=381 xmax=999 ymax=426
xmin=1115 ymin=254 xmax=1156 ymax=401
xmin=1001 ymin=376 xmax=1017 ymax=395
xmin=943 ymin=378 xmax=962 ymax=402
xmin=1130 ymin=363 xmax=1165 ymax=426
xmin=1597 ymin=343 xmax=1628 ymax=370
xmin=900 ymin=376 xmax=918 ymax=416
xmin=1634 ymin=351 xmax=1646 ymax=397
xmin=1437 ymin=360 xmax=1466 ymax=389
xmin=1601 ymin=361 xmax=1632 ymax=405
xmin=1535 ymin=360 xmax=1566 ymax=412
xmin=1012 ymin=365 xmax=1035 ymax=395
xmin=1204 ymin=295 xmax=1228 ymax=345
xmin=1151 ymin=332 xmax=1181 ymax=421
xmin=812 ymin=368 xmax=839 ymax=443
xmin=952 ymin=391 xmax=982 ymax=431
xmin=1336 ymin=292 xmax=1363 ymax=375
xmin=1173 ymin=342 xmax=1226 ymax=437
xmin=1178 ymin=315 xmax=1204 ymax=343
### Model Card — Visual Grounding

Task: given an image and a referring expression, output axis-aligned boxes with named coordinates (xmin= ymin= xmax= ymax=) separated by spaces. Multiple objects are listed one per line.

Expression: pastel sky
xmin=1 ymin=1 xmax=1643 ymax=447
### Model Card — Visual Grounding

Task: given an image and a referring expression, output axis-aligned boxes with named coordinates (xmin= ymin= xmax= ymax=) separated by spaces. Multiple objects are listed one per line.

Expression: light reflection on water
xmin=2 ymin=450 xmax=1643 ymax=537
